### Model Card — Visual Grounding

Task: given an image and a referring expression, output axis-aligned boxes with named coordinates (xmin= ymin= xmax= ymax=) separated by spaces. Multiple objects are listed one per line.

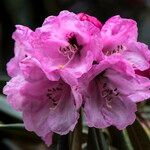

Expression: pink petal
xmin=123 ymin=42 xmax=150 ymax=71
xmin=41 ymin=132 xmax=53 ymax=146
xmin=102 ymin=96 xmax=137 ymax=129
xmin=3 ymin=75 xmax=26 ymax=111
xmin=83 ymin=80 xmax=110 ymax=128
xmin=7 ymin=25 xmax=33 ymax=77
xmin=101 ymin=15 xmax=138 ymax=42
xmin=105 ymin=69 xmax=150 ymax=102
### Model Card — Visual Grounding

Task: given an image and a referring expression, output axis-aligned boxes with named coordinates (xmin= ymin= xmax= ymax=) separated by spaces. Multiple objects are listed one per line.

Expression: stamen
xmin=105 ymin=45 xmax=125 ymax=56
xmin=114 ymin=88 xmax=117 ymax=91
xmin=92 ymin=60 xmax=99 ymax=65
xmin=106 ymin=100 xmax=112 ymax=108
xmin=115 ymin=92 xmax=119 ymax=96
xmin=59 ymin=33 xmax=82 ymax=59
xmin=47 ymin=83 xmax=63 ymax=108
xmin=101 ymin=83 xmax=120 ymax=108
xmin=59 ymin=65 xmax=64 ymax=69
xmin=103 ymin=83 xmax=107 ymax=88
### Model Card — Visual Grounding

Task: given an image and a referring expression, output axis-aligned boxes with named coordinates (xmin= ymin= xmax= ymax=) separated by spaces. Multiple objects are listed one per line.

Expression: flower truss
xmin=3 ymin=11 xmax=150 ymax=146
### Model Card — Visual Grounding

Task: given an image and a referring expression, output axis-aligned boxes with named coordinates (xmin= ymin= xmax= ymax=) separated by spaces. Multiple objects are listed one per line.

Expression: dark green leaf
xmin=87 ymin=128 xmax=109 ymax=150
xmin=108 ymin=127 xmax=133 ymax=150
xmin=69 ymin=116 xmax=82 ymax=150
xmin=0 ymin=95 xmax=22 ymax=121
xmin=126 ymin=119 xmax=150 ymax=150
xmin=57 ymin=135 xmax=69 ymax=150
xmin=0 ymin=123 xmax=24 ymax=129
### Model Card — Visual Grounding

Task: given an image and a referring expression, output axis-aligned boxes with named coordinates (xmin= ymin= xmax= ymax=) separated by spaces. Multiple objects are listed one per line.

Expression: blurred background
xmin=0 ymin=0 xmax=150 ymax=150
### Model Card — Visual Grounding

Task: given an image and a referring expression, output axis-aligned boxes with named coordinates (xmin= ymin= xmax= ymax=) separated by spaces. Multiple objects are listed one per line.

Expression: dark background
xmin=0 ymin=0 xmax=150 ymax=75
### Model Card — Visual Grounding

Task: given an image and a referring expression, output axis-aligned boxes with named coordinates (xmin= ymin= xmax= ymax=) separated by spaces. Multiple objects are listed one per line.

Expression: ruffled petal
xmin=7 ymin=57 xmax=20 ymax=77
xmin=123 ymin=42 xmax=150 ymax=71
xmin=7 ymin=25 xmax=33 ymax=77
xmin=102 ymin=96 xmax=137 ymax=129
xmin=19 ymin=56 xmax=46 ymax=82
xmin=21 ymin=77 xmax=79 ymax=136
xmin=105 ymin=69 xmax=150 ymax=102
xmin=3 ymin=75 xmax=26 ymax=111
xmin=127 ymin=75 xmax=150 ymax=102
xmin=47 ymin=85 xmax=79 ymax=134
xmin=41 ymin=132 xmax=53 ymax=146
xmin=83 ymin=80 xmax=110 ymax=128
xmin=101 ymin=15 xmax=138 ymax=42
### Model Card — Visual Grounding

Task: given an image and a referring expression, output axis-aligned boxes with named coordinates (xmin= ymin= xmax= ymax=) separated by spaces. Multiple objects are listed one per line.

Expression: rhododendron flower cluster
xmin=3 ymin=11 xmax=150 ymax=146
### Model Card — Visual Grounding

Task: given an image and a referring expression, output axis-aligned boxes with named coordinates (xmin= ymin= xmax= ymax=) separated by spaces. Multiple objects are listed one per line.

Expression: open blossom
xmin=81 ymin=56 xmax=150 ymax=129
xmin=100 ymin=15 xmax=150 ymax=71
xmin=3 ymin=10 xmax=150 ymax=146
xmin=30 ymin=11 xmax=103 ymax=80
xmin=3 ymin=57 xmax=80 ymax=146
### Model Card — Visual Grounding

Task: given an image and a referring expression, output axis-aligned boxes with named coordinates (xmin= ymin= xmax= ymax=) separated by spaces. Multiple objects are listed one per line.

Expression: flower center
xmin=59 ymin=33 xmax=83 ymax=59
xmin=46 ymin=82 xmax=63 ymax=108
xmin=101 ymin=82 xmax=120 ymax=108
xmin=104 ymin=45 xmax=125 ymax=56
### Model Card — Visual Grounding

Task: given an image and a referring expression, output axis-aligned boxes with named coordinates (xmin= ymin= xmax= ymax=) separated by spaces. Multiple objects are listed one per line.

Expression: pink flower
xmin=30 ymin=10 xmax=103 ymax=80
xmin=3 ymin=57 xmax=80 ymax=146
xmin=100 ymin=15 xmax=150 ymax=71
xmin=81 ymin=56 xmax=150 ymax=129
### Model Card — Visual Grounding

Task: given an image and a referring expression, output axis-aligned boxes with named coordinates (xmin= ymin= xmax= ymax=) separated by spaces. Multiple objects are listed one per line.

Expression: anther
xmin=56 ymin=87 xmax=62 ymax=91
xmin=115 ymin=92 xmax=119 ymax=96
xmin=103 ymin=83 xmax=107 ymax=88
xmin=52 ymin=88 xmax=56 ymax=91
xmin=121 ymin=45 xmax=123 ymax=49
xmin=92 ymin=60 xmax=99 ymax=65
xmin=114 ymin=88 xmax=117 ymax=91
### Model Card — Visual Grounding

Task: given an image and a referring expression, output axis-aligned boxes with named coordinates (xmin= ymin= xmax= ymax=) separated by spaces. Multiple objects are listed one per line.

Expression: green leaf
xmin=0 ymin=75 xmax=9 ymax=94
xmin=0 ymin=95 xmax=22 ymax=121
xmin=0 ymin=123 xmax=24 ymax=130
xmin=69 ymin=116 xmax=82 ymax=150
xmin=108 ymin=127 xmax=133 ymax=150
xmin=0 ymin=75 xmax=9 ymax=82
xmin=0 ymin=123 xmax=42 ymax=146
xmin=126 ymin=119 xmax=150 ymax=150
xmin=87 ymin=128 xmax=109 ymax=150
xmin=57 ymin=135 xmax=69 ymax=150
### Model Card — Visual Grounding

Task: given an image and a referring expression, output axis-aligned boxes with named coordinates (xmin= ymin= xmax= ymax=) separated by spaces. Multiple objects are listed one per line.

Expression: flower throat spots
xmin=46 ymin=82 xmax=63 ymax=108
xmin=59 ymin=33 xmax=83 ymax=59
xmin=104 ymin=45 xmax=126 ymax=56
xmin=101 ymin=82 xmax=120 ymax=108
